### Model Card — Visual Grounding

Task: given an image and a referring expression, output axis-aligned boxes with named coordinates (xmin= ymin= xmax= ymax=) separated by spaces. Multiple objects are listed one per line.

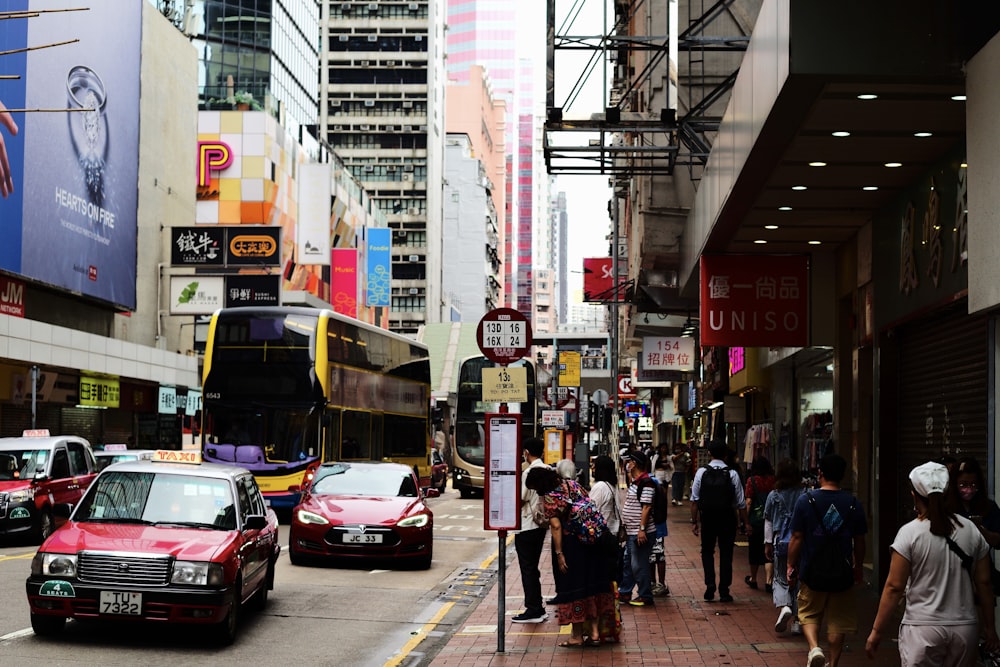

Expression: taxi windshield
xmin=76 ymin=471 xmax=237 ymax=530
xmin=312 ymin=465 xmax=418 ymax=498
xmin=0 ymin=449 xmax=49 ymax=481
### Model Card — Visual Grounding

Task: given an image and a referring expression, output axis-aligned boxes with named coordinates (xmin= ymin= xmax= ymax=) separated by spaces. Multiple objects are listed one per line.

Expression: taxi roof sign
xmin=152 ymin=450 xmax=202 ymax=464
xmin=22 ymin=429 xmax=50 ymax=437
xmin=103 ymin=444 xmax=128 ymax=451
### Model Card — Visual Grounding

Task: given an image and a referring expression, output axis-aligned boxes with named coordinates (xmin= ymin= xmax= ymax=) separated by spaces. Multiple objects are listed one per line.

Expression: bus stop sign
xmin=477 ymin=308 xmax=532 ymax=365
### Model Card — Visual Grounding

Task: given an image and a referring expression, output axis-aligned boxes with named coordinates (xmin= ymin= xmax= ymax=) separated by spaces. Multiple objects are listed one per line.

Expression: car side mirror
xmin=244 ymin=514 xmax=268 ymax=530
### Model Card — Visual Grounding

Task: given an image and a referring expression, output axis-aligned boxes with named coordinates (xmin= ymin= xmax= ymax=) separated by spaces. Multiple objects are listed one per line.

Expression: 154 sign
xmin=641 ymin=337 xmax=695 ymax=371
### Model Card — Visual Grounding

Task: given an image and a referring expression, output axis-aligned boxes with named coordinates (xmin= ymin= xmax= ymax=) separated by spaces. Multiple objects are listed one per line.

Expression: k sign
xmin=700 ymin=255 xmax=809 ymax=347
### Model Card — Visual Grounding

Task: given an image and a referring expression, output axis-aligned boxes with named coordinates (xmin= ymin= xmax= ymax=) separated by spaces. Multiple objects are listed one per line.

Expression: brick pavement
xmin=429 ymin=502 xmax=900 ymax=667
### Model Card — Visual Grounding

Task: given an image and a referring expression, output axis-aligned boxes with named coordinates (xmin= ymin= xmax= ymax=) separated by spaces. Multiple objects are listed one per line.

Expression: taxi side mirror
xmin=244 ymin=514 xmax=267 ymax=530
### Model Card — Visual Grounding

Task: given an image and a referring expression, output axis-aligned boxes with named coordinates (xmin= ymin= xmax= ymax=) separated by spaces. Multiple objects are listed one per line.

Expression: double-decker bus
xmin=451 ymin=355 xmax=536 ymax=498
xmin=200 ymin=306 xmax=432 ymax=511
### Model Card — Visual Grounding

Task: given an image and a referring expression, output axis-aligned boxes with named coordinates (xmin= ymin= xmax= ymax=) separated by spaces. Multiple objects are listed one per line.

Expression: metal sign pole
xmin=497 ymin=528 xmax=506 ymax=653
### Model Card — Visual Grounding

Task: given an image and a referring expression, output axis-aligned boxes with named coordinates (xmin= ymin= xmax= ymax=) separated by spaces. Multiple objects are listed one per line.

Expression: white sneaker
xmin=791 ymin=622 xmax=803 ymax=635
xmin=807 ymin=646 xmax=826 ymax=667
xmin=775 ymin=605 xmax=793 ymax=633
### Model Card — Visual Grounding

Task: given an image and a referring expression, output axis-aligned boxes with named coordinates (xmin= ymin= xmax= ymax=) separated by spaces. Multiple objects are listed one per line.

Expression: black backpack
xmin=800 ymin=492 xmax=856 ymax=592
xmin=697 ymin=465 xmax=734 ymax=512
xmin=637 ymin=477 xmax=669 ymax=524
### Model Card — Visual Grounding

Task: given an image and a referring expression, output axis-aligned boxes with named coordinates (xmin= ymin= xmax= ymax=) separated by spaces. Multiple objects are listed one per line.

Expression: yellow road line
xmin=383 ymin=601 xmax=455 ymax=667
xmin=0 ymin=552 xmax=34 ymax=562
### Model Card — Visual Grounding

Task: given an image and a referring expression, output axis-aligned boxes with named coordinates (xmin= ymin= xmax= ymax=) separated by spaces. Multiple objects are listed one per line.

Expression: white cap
xmin=909 ymin=461 xmax=949 ymax=497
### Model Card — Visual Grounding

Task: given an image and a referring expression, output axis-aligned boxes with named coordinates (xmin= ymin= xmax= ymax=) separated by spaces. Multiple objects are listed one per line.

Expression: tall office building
xmin=158 ymin=0 xmax=320 ymax=132
xmin=319 ymin=1 xmax=447 ymax=335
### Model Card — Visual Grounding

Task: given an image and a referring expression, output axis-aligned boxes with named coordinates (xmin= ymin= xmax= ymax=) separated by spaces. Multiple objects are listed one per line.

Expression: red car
xmin=289 ymin=461 xmax=434 ymax=569
xmin=25 ymin=451 xmax=280 ymax=645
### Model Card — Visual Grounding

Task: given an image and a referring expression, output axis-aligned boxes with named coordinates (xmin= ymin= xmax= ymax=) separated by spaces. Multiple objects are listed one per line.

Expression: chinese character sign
xmin=641 ymin=337 xmax=695 ymax=371
xmin=700 ymin=255 xmax=809 ymax=347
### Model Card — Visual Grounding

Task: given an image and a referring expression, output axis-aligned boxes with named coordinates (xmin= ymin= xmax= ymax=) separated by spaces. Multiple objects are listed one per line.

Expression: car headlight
xmin=31 ymin=553 xmax=78 ymax=577
xmin=398 ymin=514 xmax=429 ymax=528
xmin=296 ymin=509 xmax=329 ymax=525
xmin=9 ymin=488 xmax=35 ymax=503
xmin=171 ymin=561 xmax=224 ymax=586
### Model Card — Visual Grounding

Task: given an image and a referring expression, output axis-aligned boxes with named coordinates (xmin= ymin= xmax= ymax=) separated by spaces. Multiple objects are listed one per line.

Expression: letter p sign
xmin=197 ymin=141 xmax=233 ymax=187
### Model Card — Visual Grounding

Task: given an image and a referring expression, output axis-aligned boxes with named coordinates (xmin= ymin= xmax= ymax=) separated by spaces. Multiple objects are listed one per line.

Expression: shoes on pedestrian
xmin=704 ymin=588 xmax=715 ymax=601
xmin=719 ymin=592 xmax=734 ymax=602
xmin=546 ymin=596 xmax=558 ymax=605
xmin=791 ymin=622 xmax=803 ymax=635
xmin=775 ymin=605 xmax=793 ymax=633
xmin=765 ymin=583 xmax=774 ymax=594
xmin=652 ymin=583 xmax=669 ymax=596
xmin=511 ymin=610 xmax=548 ymax=623
xmin=744 ymin=575 xmax=758 ymax=590
xmin=628 ymin=597 xmax=654 ymax=607
xmin=807 ymin=646 xmax=826 ymax=667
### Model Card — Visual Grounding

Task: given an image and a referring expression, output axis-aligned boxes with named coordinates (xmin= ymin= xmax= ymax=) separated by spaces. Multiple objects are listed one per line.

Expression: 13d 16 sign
xmin=700 ymin=255 xmax=809 ymax=347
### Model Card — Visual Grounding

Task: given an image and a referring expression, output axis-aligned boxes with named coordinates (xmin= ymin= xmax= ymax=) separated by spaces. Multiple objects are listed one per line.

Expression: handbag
xmin=606 ymin=481 xmax=627 ymax=543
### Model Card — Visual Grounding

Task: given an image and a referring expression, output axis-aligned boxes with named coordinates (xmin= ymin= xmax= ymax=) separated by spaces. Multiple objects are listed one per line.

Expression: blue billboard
xmin=366 ymin=227 xmax=391 ymax=307
xmin=0 ymin=1 xmax=141 ymax=309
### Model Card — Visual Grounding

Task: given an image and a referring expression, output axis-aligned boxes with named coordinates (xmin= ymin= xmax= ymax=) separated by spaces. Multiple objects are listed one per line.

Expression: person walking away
xmin=647 ymin=473 xmax=670 ymax=596
xmin=512 ymin=437 xmax=549 ymax=623
xmin=745 ymin=456 xmax=776 ymax=592
xmin=764 ymin=458 xmax=806 ymax=635
xmin=670 ymin=443 xmax=692 ymax=505
xmin=690 ymin=440 xmax=747 ymax=602
xmin=866 ymin=461 xmax=999 ymax=665
xmin=525 ymin=466 xmax=619 ymax=646
xmin=587 ymin=454 xmax=624 ymax=641
xmin=787 ymin=453 xmax=867 ymax=667
xmin=652 ymin=443 xmax=673 ymax=486
xmin=619 ymin=450 xmax=657 ymax=606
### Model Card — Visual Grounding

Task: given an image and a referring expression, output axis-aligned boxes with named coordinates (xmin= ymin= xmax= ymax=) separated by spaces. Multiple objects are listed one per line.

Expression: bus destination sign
xmin=477 ymin=307 xmax=532 ymax=365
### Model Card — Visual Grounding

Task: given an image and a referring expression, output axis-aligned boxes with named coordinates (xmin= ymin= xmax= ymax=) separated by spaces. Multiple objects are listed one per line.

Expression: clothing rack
xmin=742 ymin=423 xmax=774 ymax=464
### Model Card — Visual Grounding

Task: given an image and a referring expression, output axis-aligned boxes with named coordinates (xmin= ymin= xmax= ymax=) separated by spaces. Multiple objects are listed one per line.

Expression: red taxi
xmin=25 ymin=450 xmax=280 ymax=645
xmin=0 ymin=431 xmax=98 ymax=542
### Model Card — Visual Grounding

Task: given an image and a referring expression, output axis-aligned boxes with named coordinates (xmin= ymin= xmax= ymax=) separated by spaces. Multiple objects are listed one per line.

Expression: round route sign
xmin=476 ymin=308 xmax=532 ymax=365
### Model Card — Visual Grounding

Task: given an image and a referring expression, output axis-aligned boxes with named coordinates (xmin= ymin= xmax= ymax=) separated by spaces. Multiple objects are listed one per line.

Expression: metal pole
xmin=30 ymin=365 xmax=38 ymax=429
xmin=610 ymin=192 xmax=620 ymax=459
xmin=497 ymin=529 xmax=506 ymax=653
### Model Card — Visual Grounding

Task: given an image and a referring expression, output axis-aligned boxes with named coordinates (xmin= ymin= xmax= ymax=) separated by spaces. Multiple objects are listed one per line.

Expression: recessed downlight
xmin=857 ymin=94 xmax=878 ymax=100
xmin=778 ymin=206 xmax=792 ymax=211
xmin=792 ymin=185 xmax=807 ymax=191
xmin=884 ymin=162 xmax=903 ymax=168
xmin=914 ymin=132 xmax=932 ymax=138
xmin=764 ymin=224 xmax=779 ymax=230
xmin=754 ymin=239 xmax=767 ymax=244
xmin=809 ymin=161 xmax=827 ymax=167
xmin=952 ymin=94 xmax=967 ymax=101
xmin=862 ymin=186 xmax=878 ymax=191
xmin=832 ymin=131 xmax=850 ymax=137
xmin=808 ymin=240 xmax=822 ymax=245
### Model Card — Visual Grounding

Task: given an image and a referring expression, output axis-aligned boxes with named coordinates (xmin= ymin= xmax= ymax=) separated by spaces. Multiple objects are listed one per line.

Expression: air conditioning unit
xmin=408 ymin=288 xmax=419 ymax=295
xmin=338 ymin=34 xmax=350 ymax=42
xmin=401 ymin=173 xmax=412 ymax=181
xmin=414 ymin=35 xmax=422 ymax=41
xmin=359 ymin=60 xmax=370 ymax=67
xmin=333 ymin=124 xmax=344 ymax=131
xmin=387 ymin=165 xmax=397 ymax=172
xmin=402 ymin=101 xmax=413 ymax=108
xmin=408 ymin=3 xmax=419 ymax=10
xmin=402 ymin=125 xmax=413 ymax=132
xmin=359 ymin=122 xmax=370 ymax=129
xmin=367 ymin=34 xmax=377 ymax=42
xmin=393 ymin=229 xmax=407 ymax=238
xmin=368 ymin=2 xmax=378 ymax=11
xmin=364 ymin=99 xmax=375 ymax=107
xmin=364 ymin=165 xmax=375 ymax=172
xmin=403 ymin=164 xmax=414 ymax=172
xmin=341 ymin=3 xmax=351 ymax=13
xmin=408 ymin=254 xmax=419 ymax=262
xmin=386 ymin=60 xmax=396 ymax=67
xmin=408 ymin=207 xmax=420 ymax=215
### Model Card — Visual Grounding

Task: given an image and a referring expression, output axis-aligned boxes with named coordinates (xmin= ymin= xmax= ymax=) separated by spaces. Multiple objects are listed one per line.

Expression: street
xmin=0 ymin=488 xmax=493 ymax=666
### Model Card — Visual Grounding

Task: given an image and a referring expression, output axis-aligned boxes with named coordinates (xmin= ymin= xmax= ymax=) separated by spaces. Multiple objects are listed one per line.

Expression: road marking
xmin=0 ymin=628 xmax=34 ymax=643
xmin=0 ymin=552 xmax=35 ymax=562
xmin=382 ymin=601 xmax=455 ymax=667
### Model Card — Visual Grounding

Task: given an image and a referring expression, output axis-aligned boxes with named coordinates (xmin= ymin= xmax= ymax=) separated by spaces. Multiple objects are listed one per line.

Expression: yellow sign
xmin=79 ymin=376 xmax=120 ymax=408
xmin=153 ymin=450 xmax=202 ymax=464
xmin=543 ymin=429 xmax=564 ymax=465
xmin=559 ymin=351 xmax=581 ymax=386
xmin=481 ymin=366 xmax=528 ymax=402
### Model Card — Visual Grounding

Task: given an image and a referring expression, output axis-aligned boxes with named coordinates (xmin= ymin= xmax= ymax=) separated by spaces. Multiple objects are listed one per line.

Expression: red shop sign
xmin=699 ymin=255 xmax=809 ymax=347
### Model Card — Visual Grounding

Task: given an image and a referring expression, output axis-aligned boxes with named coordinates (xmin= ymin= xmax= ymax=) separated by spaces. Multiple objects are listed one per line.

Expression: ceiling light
xmin=778 ymin=206 xmax=792 ymax=211
xmin=764 ymin=224 xmax=779 ymax=230
xmin=808 ymin=161 xmax=826 ymax=167
xmin=792 ymin=185 xmax=807 ymax=191
xmin=884 ymin=162 xmax=902 ymax=168
xmin=862 ymin=186 xmax=878 ymax=191
xmin=961 ymin=162 xmax=968 ymax=168
xmin=913 ymin=132 xmax=932 ymax=138
xmin=831 ymin=131 xmax=850 ymax=137
xmin=857 ymin=94 xmax=878 ymax=100
xmin=808 ymin=240 xmax=821 ymax=245
xmin=754 ymin=239 xmax=767 ymax=244
xmin=952 ymin=94 xmax=967 ymax=101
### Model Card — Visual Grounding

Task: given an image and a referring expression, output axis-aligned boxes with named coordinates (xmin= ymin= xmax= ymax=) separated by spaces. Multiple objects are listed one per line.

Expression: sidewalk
xmin=430 ymin=503 xmax=899 ymax=667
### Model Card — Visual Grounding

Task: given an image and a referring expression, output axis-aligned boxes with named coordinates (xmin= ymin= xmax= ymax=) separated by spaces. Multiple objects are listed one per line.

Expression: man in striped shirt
xmin=619 ymin=450 xmax=657 ymax=607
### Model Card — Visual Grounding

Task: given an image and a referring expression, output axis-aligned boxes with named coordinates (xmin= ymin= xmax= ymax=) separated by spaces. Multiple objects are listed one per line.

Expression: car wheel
xmin=251 ymin=562 xmax=272 ymax=611
xmin=35 ymin=510 xmax=54 ymax=543
xmin=30 ymin=613 xmax=65 ymax=637
xmin=415 ymin=543 xmax=433 ymax=570
xmin=216 ymin=576 xmax=241 ymax=646
xmin=288 ymin=541 xmax=308 ymax=566
xmin=458 ymin=487 xmax=471 ymax=499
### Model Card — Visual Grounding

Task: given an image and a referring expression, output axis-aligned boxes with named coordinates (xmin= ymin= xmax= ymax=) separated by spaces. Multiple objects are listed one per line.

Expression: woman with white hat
xmin=865 ymin=461 xmax=999 ymax=665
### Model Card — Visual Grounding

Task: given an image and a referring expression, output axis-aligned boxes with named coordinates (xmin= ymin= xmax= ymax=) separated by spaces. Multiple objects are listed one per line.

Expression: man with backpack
xmin=690 ymin=440 xmax=747 ymax=602
xmin=619 ymin=450 xmax=657 ymax=606
xmin=786 ymin=453 xmax=867 ymax=667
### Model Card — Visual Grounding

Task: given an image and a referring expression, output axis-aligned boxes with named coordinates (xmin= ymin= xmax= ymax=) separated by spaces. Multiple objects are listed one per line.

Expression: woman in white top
xmin=588 ymin=455 xmax=621 ymax=535
xmin=866 ymin=461 xmax=999 ymax=666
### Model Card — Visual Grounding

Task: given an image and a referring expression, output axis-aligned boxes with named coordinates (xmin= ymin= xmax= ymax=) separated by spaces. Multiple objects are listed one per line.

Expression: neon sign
xmin=729 ymin=346 xmax=745 ymax=376
xmin=197 ymin=141 xmax=233 ymax=187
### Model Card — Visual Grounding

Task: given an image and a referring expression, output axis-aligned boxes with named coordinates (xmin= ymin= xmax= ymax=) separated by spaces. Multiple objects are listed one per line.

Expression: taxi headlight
xmin=296 ymin=509 xmax=329 ymax=525
xmin=32 ymin=553 xmax=77 ymax=577
xmin=171 ymin=561 xmax=224 ymax=586
xmin=398 ymin=514 xmax=429 ymax=528
xmin=9 ymin=488 xmax=35 ymax=503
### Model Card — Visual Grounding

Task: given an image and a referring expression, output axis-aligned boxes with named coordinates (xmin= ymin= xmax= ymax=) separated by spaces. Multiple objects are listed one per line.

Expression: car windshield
xmin=312 ymin=465 xmax=418 ymax=498
xmin=75 ymin=471 xmax=237 ymax=530
xmin=95 ymin=454 xmax=139 ymax=471
xmin=0 ymin=449 xmax=49 ymax=481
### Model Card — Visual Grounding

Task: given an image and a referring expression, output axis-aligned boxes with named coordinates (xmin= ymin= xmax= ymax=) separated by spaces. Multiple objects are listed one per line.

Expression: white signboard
xmin=541 ymin=410 xmax=566 ymax=427
xmin=169 ymin=276 xmax=225 ymax=315
xmin=481 ymin=319 xmax=528 ymax=350
xmin=297 ymin=163 xmax=333 ymax=265
xmin=485 ymin=413 xmax=521 ymax=531
xmin=641 ymin=336 xmax=696 ymax=371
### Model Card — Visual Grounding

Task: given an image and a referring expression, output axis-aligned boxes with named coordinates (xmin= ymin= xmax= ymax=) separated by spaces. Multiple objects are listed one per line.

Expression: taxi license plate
xmin=344 ymin=533 xmax=382 ymax=544
xmin=100 ymin=591 xmax=142 ymax=615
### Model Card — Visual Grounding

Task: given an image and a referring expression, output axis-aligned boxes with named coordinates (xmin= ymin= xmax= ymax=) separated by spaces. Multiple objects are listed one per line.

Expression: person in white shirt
xmin=512 ymin=437 xmax=549 ymax=623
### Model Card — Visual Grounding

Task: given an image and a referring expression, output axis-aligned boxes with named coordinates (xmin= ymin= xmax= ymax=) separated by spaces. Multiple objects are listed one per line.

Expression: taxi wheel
xmin=250 ymin=564 xmax=271 ymax=611
xmin=217 ymin=577 xmax=241 ymax=646
xmin=30 ymin=613 xmax=65 ymax=637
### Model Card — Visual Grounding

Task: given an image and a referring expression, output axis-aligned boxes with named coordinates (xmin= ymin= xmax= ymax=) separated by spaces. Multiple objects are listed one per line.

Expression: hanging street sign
xmin=477 ymin=307 xmax=532 ymax=365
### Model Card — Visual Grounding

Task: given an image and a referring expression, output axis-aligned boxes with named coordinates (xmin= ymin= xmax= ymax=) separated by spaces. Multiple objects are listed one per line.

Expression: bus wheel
xmin=458 ymin=487 xmax=471 ymax=499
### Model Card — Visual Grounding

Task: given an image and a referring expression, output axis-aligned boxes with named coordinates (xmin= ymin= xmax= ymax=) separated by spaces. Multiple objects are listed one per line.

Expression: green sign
xmin=39 ymin=580 xmax=76 ymax=598
xmin=9 ymin=507 xmax=29 ymax=519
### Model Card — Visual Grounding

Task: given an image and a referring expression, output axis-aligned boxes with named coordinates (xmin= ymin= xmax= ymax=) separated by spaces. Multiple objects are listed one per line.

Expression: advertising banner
xmin=171 ymin=227 xmax=225 ymax=266
xmin=169 ymin=275 xmax=224 ymax=315
xmin=366 ymin=228 xmax=390 ymax=307
xmin=0 ymin=275 xmax=25 ymax=317
xmin=700 ymin=254 xmax=810 ymax=347
xmin=226 ymin=226 xmax=280 ymax=267
xmin=641 ymin=336 xmax=696 ymax=371
xmin=297 ymin=163 xmax=332 ymax=265
xmin=79 ymin=375 xmax=120 ymax=409
xmin=331 ymin=248 xmax=358 ymax=318
xmin=582 ymin=257 xmax=614 ymax=302
xmin=225 ymin=274 xmax=280 ymax=308
xmin=0 ymin=1 xmax=142 ymax=309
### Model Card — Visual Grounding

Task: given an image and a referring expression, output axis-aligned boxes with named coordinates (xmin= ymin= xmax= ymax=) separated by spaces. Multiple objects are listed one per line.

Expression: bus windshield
xmin=203 ymin=405 xmax=319 ymax=466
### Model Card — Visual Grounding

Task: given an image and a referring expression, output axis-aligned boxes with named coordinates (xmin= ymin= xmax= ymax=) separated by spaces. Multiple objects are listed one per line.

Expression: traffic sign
xmin=618 ymin=375 xmax=634 ymax=396
xmin=477 ymin=308 xmax=532 ymax=365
